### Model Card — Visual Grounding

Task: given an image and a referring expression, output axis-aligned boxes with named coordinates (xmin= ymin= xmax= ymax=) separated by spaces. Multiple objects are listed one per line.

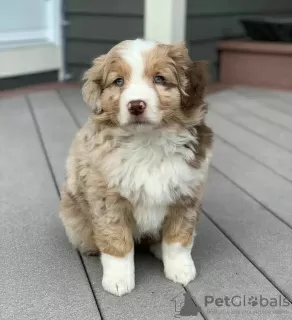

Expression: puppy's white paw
xmin=102 ymin=272 xmax=135 ymax=296
xmin=101 ymin=250 xmax=135 ymax=296
xmin=162 ymin=241 xmax=196 ymax=286
xmin=150 ymin=243 xmax=162 ymax=260
xmin=164 ymin=255 xmax=196 ymax=286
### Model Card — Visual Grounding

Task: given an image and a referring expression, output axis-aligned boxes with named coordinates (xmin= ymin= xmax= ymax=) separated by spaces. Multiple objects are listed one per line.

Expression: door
xmin=0 ymin=0 xmax=64 ymax=80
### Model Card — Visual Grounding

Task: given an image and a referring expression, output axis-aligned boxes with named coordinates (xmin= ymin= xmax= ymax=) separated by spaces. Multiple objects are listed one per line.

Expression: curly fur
xmin=59 ymin=39 xmax=213 ymax=296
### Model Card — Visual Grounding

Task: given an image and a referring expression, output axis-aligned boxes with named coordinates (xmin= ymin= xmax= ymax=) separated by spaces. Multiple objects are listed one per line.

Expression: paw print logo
xmin=248 ymin=296 xmax=258 ymax=307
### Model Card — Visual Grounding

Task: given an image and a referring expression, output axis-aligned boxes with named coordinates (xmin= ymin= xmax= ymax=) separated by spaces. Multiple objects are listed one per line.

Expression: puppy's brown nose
xmin=128 ymin=100 xmax=147 ymax=116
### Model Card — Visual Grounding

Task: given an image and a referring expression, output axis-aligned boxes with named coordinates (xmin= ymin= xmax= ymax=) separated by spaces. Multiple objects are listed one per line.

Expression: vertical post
xmin=144 ymin=0 xmax=187 ymax=44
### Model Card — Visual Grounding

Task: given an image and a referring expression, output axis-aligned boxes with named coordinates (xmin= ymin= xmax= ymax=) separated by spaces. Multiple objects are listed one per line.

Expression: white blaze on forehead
xmin=118 ymin=39 xmax=161 ymax=125
xmin=120 ymin=39 xmax=157 ymax=72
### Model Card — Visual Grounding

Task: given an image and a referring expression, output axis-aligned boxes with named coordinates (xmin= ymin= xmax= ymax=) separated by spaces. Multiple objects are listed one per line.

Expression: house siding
xmin=65 ymin=0 xmax=144 ymax=81
xmin=186 ymin=0 xmax=292 ymax=80
xmin=65 ymin=0 xmax=292 ymax=82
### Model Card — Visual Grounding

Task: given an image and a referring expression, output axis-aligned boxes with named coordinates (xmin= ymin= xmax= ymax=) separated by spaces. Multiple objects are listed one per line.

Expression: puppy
xmin=59 ymin=39 xmax=213 ymax=296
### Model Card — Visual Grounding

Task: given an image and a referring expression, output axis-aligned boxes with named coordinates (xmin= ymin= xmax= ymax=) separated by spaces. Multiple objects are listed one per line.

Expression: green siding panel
xmin=187 ymin=16 xmax=244 ymax=42
xmin=187 ymin=12 xmax=292 ymax=42
xmin=187 ymin=0 xmax=292 ymax=15
xmin=66 ymin=0 xmax=144 ymax=15
xmin=68 ymin=66 xmax=91 ymax=81
xmin=186 ymin=0 xmax=292 ymax=80
xmin=67 ymin=41 xmax=117 ymax=65
xmin=188 ymin=41 xmax=219 ymax=80
xmin=189 ymin=41 xmax=218 ymax=63
xmin=67 ymin=15 xmax=143 ymax=41
xmin=65 ymin=2 xmax=144 ymax=75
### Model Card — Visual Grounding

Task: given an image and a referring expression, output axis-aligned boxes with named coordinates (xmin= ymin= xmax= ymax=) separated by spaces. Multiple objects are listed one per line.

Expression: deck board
xmin=210 ymin=139 xmax=292 ymax=228
xmin=1 ymin=86 xmax=292 ymax=319
xmin=40 ymin=88 xmax=292 ymax=319
xmin=31 ymin=90 xmax=206 ymax=320
xmin=212 ymin=90 xmax=292 ymax=132
xmin=204 ymin=168 xmax=292 ymax=300
xmin=207 ymin=112 xmax=292 ymax=182
xmin=207 ymin=97 xmax=292 ymax=153
xmin=27 ymin=91 xmax=78 ymax=188
xmin=186 ymin=215 xmax=290 ymax=320
xmin=233 ymin=86 xmax=292 ymax=116
xmin=58 ymin=87 xmax=90 ymax=127
xmin=0 ymin=96 xmax=100 ymax=320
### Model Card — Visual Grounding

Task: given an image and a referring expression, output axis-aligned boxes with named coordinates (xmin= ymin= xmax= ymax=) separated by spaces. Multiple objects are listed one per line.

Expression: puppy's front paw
xmin=162 ymin=242 xmax=196 ymax=286
xmin=101 ymin=250 xmax=135 ymax=296
xmin=102 ymin=272 xmax=135 ymax=296
xmin=164 ymin=256 xmax=196 ymax=286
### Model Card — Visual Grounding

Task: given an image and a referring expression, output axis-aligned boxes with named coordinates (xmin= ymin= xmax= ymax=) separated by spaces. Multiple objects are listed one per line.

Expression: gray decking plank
xmin=211 ymin=90 xmax=292 ymax=132
xmin=187 ymin=215 xmax=292 ymax=320
xmin=83 ymin=254 xmax=205 ymax=320
xmin=0 ymin=96 xmax=100 ymax=320
xmin=204 ymin=168 xmax=292 ymax=300
xmin=233 ymin=86 xmax=292 ymax=116
xmin=207 ymin=112 xmax=292 ymax=182
xmin=30 ymin=90 xmax=205 ymax=320
xmin=210 ymin=138 xmax=292 ymax=228
xmin=27 ymin=91 xmax=79 ymax=189
xmin=45 ymin=87 xmax=292 ymax=319
xmin=58 ymin=87 xmax=90 ymax=127
xmin=206 ymin=98 xmax=292 ymax=153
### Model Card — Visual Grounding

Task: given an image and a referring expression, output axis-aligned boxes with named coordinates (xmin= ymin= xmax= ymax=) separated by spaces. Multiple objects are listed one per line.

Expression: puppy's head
xmin=82 ymin=39 xmax=208 ymax=129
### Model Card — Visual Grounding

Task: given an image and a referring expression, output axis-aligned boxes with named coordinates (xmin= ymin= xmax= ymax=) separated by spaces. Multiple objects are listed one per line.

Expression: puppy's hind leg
xmin=59 ymin=186 xmax=98 ymax=255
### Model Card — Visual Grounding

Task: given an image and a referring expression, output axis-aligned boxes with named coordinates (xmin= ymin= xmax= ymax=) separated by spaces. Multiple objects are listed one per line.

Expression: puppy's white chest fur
xmin=103 ymin=130 xmax=207 ymax=237
xmin=132 ymin=204 xmax=166 ymax=239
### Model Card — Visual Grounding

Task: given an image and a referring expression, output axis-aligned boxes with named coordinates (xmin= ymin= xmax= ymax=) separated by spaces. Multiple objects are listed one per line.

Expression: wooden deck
xmin=1 ymin=85 xmax=292 ymax=320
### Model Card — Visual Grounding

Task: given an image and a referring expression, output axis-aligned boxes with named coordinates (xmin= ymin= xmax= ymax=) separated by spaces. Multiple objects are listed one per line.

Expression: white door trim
xmin=46 ymin=0 xmax=65 ymax=81
xmin=144 ymin=0 xmax=187 ymax=44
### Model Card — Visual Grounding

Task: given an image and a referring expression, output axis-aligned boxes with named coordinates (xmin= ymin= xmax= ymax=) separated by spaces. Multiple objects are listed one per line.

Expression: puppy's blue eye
xmin=114 ymin=78 xmax=124 ymax=86
xmin=153 ymin=75 xmax=165 ymax=84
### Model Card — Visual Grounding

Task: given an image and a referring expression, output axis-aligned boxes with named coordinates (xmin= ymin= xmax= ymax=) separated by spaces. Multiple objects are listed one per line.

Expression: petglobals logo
xmin=205 ymin=295 xmax=291 ymax=309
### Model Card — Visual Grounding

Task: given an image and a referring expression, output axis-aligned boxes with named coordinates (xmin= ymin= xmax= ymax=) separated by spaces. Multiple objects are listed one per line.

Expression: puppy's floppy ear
xmin=82 ymin=55 xmax=106 ymax=113
xmin=167 ymin=41 xmax=190 ymax=67
xmin=182 ymin=60 xmax=209 ymax=122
